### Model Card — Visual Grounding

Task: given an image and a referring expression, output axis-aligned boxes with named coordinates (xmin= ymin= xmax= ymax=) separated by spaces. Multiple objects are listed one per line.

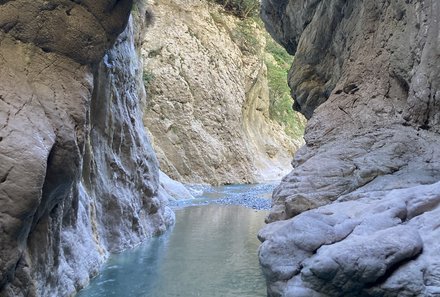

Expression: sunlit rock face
xmin=259 ymin=0 xmax=440 ymax=296
xmin=0 ymin=2 xmax=173 ymax=296
xmin=141 ymin=0 xmax=303 ymax=185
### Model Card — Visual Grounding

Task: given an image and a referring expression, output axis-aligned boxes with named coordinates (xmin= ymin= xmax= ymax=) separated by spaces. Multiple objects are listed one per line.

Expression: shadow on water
xmin=77 ymin=190 xmax=270 ymax=297
xmin=77 ymin=228 xmax=172 ymax=297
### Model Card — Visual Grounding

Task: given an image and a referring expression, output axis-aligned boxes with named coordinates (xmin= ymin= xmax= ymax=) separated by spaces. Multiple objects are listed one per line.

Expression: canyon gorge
xmin=0 ymin=0 xmax=302 ymax=295
xmin=0 ymin=0 xmax=439 ymax=297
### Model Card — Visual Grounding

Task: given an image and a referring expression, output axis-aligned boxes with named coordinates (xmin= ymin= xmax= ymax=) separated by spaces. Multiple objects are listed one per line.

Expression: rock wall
xmin=0 ymin=2 xmax=173 ymax=296
xmin=141 ymin=0 xmax=303 ymax=185
xmin=259 ymin=0 xmax=440 ymax=296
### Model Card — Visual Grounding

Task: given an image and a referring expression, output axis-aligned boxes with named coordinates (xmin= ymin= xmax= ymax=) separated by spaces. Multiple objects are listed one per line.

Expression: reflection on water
xmin=77 ymin=204 xmax=268 ymax=297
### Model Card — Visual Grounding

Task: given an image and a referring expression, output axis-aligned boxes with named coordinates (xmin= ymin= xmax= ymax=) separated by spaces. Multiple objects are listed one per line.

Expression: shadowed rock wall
xmin=259 ymin=0 xmax=440 ymax=296
xmin=0 ymin=2 xmax=173 ymax=296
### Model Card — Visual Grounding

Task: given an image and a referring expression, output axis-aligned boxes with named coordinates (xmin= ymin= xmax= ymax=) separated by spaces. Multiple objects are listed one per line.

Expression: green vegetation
xmin=210 ymin=11 xmax=226 ymax=27
xmin=209 ymin=2 xmax=305 ymax=139
xmin=231 ymin=18 xmax=262 ymax=54
xmin=265 ymin=36 xmax=306 ymax=139
xmin=143 ymin=70 xmax=155 ymax=91
xmin=210 ymin=8 xmax=262 ymax=55
xmin=209 ymin=0 xmax=259 ymax=18
xmin=212 ymin=0 xmax=305 ymax=139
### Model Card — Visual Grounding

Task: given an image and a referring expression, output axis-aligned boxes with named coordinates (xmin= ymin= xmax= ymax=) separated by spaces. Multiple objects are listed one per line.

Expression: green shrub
xmin=265 ymin=38 xmax=292 ymax=68
xmin=209 ymin=0 xmax=259 ymax=18
xmin=231 ymin=19 xmax=262 ymax=54
xmin=210 ymin=11 xmax=226 ymax=26
xmin=265 ymin=36 xmax=306 ymax=139
xmin=143 ymin=70 xmax=155 ymax=90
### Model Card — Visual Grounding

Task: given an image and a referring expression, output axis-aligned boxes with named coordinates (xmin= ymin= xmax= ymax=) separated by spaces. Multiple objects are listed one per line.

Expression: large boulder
xmin=259 ymin=0 xmax=440 ymax=295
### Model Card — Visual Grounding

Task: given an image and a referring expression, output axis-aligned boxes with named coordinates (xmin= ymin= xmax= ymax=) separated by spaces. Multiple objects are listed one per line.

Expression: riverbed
xmin=76 ymin=184 xmax=273 ymax=297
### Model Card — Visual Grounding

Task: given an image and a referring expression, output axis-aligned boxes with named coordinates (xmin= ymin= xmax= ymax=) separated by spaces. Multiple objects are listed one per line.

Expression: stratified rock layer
xmin=141 ymin=0 xmax=303 ymax=185
xmin=259 ymin=0 xmax=440 ymax=296
xmin=0 ymin=2 xmax=173 ymax=296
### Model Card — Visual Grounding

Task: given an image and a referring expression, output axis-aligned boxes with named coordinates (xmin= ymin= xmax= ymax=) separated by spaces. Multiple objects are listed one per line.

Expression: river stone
xmin=259 ymin=0 xmax=440 ymax=295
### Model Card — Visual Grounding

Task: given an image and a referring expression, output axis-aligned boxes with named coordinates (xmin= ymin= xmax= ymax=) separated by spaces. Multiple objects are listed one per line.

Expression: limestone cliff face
xmin=141 ymin=0 xmax=303 ymax=185
xmin=259 ymin=0 xmax=440 ymax=296
xmin=0 ymin=2 xmax=173 ymax=296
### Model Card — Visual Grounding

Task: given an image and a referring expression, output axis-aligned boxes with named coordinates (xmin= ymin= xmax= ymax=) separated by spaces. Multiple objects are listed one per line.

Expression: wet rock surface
xmin=259 ymin=0 xmax=440 ymax=296
xmin=0 ymin=2 xmax=174 ymax=296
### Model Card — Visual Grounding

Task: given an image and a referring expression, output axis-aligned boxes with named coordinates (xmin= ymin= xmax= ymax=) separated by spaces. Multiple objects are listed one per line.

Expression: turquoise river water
xmin=76 ymin=184 xmax=271 ymax=297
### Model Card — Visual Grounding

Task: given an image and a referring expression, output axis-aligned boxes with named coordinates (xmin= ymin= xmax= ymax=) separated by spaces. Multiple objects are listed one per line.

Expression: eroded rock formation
xmin=141 ymin=0 xmax=303 ymax=185
xmin=259 ymin=0 xmax=440 ymax=296
xmin=0 ymin=2 xmax=173 ymax=296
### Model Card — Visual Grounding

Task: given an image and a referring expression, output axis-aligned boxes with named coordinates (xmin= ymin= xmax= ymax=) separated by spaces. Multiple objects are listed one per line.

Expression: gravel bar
xmin=169 ymin=183 xmax=276 ymax=211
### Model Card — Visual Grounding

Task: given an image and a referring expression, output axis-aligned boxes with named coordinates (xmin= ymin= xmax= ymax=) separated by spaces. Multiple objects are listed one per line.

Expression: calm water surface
xmin=77 ymin=185 xmax=270 ymax=297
